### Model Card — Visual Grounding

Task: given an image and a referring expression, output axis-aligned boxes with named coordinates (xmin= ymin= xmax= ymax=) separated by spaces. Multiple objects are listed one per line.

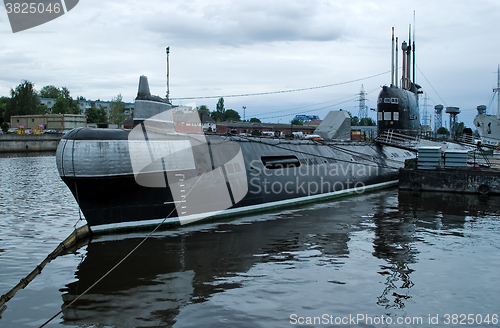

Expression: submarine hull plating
xmin=57 ymin=129 xmax=413 ymax=232
xmin=377 ymin=85 xmax=420 ymax=136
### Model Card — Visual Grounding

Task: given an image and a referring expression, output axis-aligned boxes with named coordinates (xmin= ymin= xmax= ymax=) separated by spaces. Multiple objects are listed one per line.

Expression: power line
xmin=416 ymin=65 xmax=448 ymax=107
xmin=253 ymin=87 xmax=380 ymax=119
xmin=259 ymin=96 xmax=359 ymax=120
xmin=252 ymin=93 xmax=360 ymax=117
xmin=171 ymin=70 xmax=390 ymax=100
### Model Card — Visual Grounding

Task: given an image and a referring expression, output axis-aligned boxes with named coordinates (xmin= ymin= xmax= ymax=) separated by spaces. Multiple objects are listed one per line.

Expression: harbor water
xmin=1 ymin=154 xmax=499 ymax=327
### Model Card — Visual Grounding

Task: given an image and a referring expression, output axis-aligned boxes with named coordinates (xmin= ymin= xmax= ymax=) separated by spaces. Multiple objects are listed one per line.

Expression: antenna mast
xmin=495 ymin=64 xmax=500 ymax=118
xmin=391 ymin=27 xmax=395 ymax=86
xmin=395 ymin=37 xmax=398 ymax=87
xmin=412 ymin=11 xmax=416 ymax=84
xmin=407 ymin=24 xmax=412 ymax=88
xmin=166 ymin=46 xmax=170 ymax=102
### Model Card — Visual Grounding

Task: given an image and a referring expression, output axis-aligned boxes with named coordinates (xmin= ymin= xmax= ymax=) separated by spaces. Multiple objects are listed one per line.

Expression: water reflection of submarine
xmin=60 ymin=200 xmax=383 ymax=326
xmin=370 ymin=191 xmax=491 ymax=266
xmin=397 ymin=191 xmax=500 ymax=230
xmin=370 ymin=191 xmax=417 ymax=310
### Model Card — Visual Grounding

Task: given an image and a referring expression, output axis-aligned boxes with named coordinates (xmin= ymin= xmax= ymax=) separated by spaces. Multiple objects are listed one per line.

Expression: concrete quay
xmin=0 ymin=134 xmax=63 ymax=152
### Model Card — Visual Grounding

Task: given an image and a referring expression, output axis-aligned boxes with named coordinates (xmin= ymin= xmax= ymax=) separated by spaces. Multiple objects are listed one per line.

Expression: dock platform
xmin=399 ymin=167 xmax=500 ymax=195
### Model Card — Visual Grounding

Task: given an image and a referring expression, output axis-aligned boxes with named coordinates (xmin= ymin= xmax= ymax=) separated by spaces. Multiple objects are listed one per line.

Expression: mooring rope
xmin=0 ymin=226 xmax=90 ymax=308
xmin=39 ymin=167 xmax=209 ymax=328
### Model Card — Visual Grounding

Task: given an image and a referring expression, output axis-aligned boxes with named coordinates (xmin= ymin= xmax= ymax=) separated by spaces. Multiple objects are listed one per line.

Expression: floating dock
xmin=399 ymin=167 xmax=500 ymax=194
xmin=399 ymin=146 xmax=500 ymax=194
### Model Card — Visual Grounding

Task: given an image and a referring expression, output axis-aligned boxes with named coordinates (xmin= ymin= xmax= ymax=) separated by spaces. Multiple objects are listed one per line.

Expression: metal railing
xmin=375 ymin=129 xmax=421 ymax=149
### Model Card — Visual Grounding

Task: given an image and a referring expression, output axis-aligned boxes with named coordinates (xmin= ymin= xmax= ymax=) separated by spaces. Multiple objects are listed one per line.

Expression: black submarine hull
xmin=377 ymin=85 xmax=420 ymax=136
xmin=57 ymin=128 xmax=414 ymax=232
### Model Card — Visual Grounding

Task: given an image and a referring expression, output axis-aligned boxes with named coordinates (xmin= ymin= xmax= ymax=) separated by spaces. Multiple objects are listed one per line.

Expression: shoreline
xmin=0 ymin=134 xmax=63 ymax=153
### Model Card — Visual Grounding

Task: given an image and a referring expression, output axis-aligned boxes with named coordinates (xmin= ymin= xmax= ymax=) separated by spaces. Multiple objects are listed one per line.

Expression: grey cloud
xmin=142 ymin=0 xmax=346 ymax=46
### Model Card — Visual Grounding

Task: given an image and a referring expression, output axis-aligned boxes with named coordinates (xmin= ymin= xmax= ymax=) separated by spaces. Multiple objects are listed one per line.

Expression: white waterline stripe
xmin=90 ymin=180 xmax=397 ymax=233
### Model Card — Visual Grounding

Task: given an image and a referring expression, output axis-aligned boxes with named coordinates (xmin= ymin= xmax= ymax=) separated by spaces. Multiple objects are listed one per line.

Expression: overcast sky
xmin=1 ymin=0 xmax=499 ymax=126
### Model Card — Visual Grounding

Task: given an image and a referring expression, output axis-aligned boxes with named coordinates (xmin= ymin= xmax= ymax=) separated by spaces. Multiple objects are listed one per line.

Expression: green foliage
xmin=86 ymin=106 xmax=108 ymax=123
xmin=437 ymin=127 xmax=449 ymax=134
xmin=61 ymin=87 xmax=70 ymax=99
xmin=249 ymin=117 xmax=261 ymax=123
xmin=38 ymin=85 xmax=82 ymax=115
xmin=358 ymin=117 xmax=376 ymax=126
xmin=51 ymin=88 xmax=80 ymax=115
xmin=350 ymin=115 xmax=376 ymax=126
xmin=0 ymin=96 xmax=9 ymax=124
xmin=211 ymin=97 xmax=225 ymax=122
xmin=222 ymin=109 xmax=241 ymax=122
xmin=1 ymin=121 xmax=8 ymax=133
xmin=210 ymin=111 xmax=222 ymax=122
xmin=39 ymin=104 xmax=49 ymax=115
xmin=5 ymin=80 xmax=44 ymax=121
xmin=290 ymin=118 xmax=304 ymax=125
xmin=454 ymin=122 xmax=466 ymax=139
xmin=39 ymin=85 xmax=62 ymax=99
xmin=216 ymin=97 xmax=224 ymax=113
xmin=197 ymin=105 xmax=210 ymax=115
xmin=109 ymin=94 xmax=125 ymax=124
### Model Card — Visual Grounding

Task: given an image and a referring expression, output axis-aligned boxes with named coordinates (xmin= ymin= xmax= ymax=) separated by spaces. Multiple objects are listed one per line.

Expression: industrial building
xmin=10 ymin=114 xmax=87 ymax=132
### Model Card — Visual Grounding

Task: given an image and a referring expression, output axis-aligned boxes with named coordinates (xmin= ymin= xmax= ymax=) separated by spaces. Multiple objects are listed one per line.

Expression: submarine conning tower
xmin=377 ymin=26 xmax=422 ymax=137
xmin=133 ymin=75 xmax=173 ymax=125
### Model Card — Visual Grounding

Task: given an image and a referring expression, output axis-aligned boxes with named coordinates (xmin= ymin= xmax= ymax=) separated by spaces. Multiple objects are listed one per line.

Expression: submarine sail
xmin=377 ymin=26 xmax=422 ymax=137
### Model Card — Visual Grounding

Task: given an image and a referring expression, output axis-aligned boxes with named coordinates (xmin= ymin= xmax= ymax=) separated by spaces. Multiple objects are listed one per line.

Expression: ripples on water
xmin=1 ymin=155 xmax=499 ymax=327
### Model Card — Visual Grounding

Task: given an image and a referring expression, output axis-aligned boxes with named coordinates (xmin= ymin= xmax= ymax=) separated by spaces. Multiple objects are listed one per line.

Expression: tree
xmin=454 ymin=122 xmax=466 ymax=140
xmin=359 ymin=117 xmax=376 ymax=126
xmin=0 ymin=96 xmax=9 ymax=124
xmin=39 ymin=85 xmax=62 ymax=99
xmin=39 ymin=103 xmax=49 ymax=114
xmin=52 ymin=96 xmax=80 ymax=114
xmin=1 ymin=121 xmax=8 ymax=133
xmin=86 ymin=106 xmax=107 ymax=123
xmin=343 ymin=110 xmax=358 ymax=126
xmin=249 ymin=117 xmax=261 ymax=123
xmin=216 ymin=97 xmax=224 ymax=113
xmin=290 ymin=118 xmax=304 ymax=125
xmin=223 ymin=109 xmax=241 ymax=122
xmin=437 ymin=127 xmax=449 ymax=134
xmin=4 ymin=80 xmax=44 ymax=121
xmin=211 ymin=97 xmax=225 ymax=122
xmin=51 ymin=87 xmax=80 ymax=114
xmin=61 ymin=87 xmax=71 ymax=99
xmin=109 ymin=94 xmax=125 ymax=124
xmin=197 ymin=105 xmax=210 ymax=115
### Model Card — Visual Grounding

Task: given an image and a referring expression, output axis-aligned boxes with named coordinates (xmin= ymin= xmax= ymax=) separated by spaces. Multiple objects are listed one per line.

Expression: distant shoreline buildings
xmin=40 ymin=98 xmax=135 ymax=117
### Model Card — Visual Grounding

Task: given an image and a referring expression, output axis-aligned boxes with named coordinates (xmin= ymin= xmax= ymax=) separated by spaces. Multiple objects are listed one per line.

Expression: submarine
xmin=377 ymin=27 xmax=421 ymax=137
xmin=56 ymin=28 xmax=422 ymax=233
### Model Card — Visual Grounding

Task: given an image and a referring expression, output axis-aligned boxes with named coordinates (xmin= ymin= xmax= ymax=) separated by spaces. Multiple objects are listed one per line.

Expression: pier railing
xmin=375 ymin=129 xmax=421 ymax=150
xmin=468 ymin=149 xmax=492 ymax=167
